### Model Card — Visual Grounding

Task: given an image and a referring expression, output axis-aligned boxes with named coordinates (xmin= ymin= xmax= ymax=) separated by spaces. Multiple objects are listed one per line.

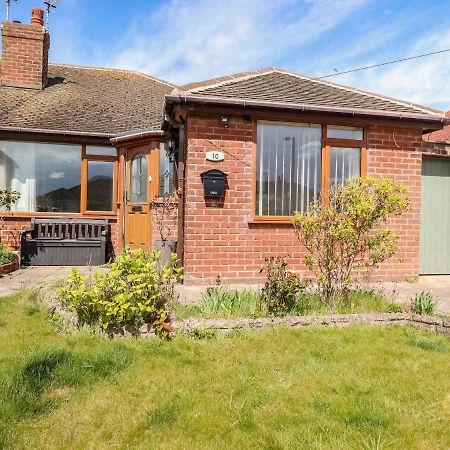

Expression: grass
xmin=0 ymin=292 xmax=449 ymax=449
xmin=173 ymin=286 xmax=403 ymax=319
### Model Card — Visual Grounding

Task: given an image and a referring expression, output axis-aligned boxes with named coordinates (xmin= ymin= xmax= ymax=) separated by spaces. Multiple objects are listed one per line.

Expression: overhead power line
xmin=316 ymin=48 xmax=450 ymax=80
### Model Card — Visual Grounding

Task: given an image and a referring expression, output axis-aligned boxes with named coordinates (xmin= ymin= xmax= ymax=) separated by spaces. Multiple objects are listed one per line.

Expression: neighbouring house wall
xmin=182 ymin=112 xmax=442 ymax=285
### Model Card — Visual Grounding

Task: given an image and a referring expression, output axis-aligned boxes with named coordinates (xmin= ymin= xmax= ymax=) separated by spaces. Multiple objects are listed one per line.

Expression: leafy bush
xmin=411 ymin=291 xmax=439 ymax=315
xmin=59 ymin=248 xmax=183 ymax=338
xmin=0 ymin=243 xmax=15 ymax=265
xmin=197 ymin=286 xmax=262 ymax=318
xmin=293 ymin=177 xmax=410 ymax=304
xmin=260 ymin=256 xmax=307 ymax=316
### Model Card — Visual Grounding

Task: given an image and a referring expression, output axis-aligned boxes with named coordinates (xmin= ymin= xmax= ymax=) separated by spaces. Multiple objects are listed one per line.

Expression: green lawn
xmin=0 ymin=293 xmax=449 ymax=449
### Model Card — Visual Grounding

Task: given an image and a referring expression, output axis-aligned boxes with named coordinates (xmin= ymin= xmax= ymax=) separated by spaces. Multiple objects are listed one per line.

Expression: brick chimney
xmin=1 ymin=8 xmax=50 ymax=89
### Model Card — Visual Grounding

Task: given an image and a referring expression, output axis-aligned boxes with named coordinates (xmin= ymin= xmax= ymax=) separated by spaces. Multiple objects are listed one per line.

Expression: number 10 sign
xmin=206 ymin=151 xmax=225 ymax=162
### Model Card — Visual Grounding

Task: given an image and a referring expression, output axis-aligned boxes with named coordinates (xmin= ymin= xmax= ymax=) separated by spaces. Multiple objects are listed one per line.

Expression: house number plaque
xmin=206 ymin=151 xmax=224 ymax=162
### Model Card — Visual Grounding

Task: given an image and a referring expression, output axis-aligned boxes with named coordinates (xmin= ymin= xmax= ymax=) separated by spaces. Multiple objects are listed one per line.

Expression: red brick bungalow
xmin=1 ymin=8 xmax=449 ymax=283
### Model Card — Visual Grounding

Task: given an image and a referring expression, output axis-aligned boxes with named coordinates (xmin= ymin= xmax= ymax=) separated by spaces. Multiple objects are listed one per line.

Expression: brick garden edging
xmin=164 ymin=312 xmax=450 ymax=337
xmin=52 ymin=308 xmax=450 ymax=338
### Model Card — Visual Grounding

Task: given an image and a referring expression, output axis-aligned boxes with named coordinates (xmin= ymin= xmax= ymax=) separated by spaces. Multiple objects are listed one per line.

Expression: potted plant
xmin=150 ymin=197 xmax=178 ymax=267
xmin=0 ymin=189 xmax=21 ymax=273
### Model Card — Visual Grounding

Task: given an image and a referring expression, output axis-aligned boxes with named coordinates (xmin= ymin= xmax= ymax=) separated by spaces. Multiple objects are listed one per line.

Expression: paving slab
xmin=370 ymin=276 xmax=450 ymax=314
xmin=0 ymin=266 xmax=100 ymax=297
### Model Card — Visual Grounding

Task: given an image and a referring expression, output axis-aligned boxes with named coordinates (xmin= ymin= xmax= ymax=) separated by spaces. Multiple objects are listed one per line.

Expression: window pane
xmin=130 ymin=153 xmax=148 ymax=203
xmin=159 ymin=143 xmax=174 ymax=197
xmin=87 ymin=161 xmax=114 ymax=211
xmin=256 ymin=122 xmax=322 ymax=216
xmin=86 ymin=146 xmax=117 ymax=157
xmin=327 ymin=126 xmax=363 ymax=140
xmin=0 ymin=141 xmax=81 ymax=212
xmin=330 ymin=147 xmax=361 ymax=187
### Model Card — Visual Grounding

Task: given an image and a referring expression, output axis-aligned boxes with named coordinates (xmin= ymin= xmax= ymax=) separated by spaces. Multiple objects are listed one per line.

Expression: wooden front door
xmin=125 ymin=146 xmax=157 ymax=250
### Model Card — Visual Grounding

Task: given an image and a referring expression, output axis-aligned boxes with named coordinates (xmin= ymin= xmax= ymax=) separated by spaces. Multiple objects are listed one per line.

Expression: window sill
xmin=249 ymin=217 xmax=295 ymax=225
xmin=4 ymin=212 xmax=118 ymax=220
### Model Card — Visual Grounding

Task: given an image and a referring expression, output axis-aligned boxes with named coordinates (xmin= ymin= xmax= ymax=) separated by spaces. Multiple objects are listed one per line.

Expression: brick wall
xmin=0 ymin=21 xmax=49 ymax=89
xmin=182 ymin=113 xmax=444 ymax=284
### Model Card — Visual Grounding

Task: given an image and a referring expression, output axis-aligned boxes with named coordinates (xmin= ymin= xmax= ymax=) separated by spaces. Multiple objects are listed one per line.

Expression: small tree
xmin=293 ymin=177 xmax=410 ymax=304
xmin=150 ymin=197 xmax=177 ymax=242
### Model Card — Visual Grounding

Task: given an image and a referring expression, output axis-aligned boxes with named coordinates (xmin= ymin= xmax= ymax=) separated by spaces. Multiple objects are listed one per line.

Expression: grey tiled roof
xmin=0 ymin=63 xmax=174 ymax=135
xmin=178 ymin=68 xmax=442 ymax=116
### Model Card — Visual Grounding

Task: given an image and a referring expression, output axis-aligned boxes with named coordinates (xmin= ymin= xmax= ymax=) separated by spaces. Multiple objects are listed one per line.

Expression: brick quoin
xmin=182 ymin=113 xmax=448 ymax=285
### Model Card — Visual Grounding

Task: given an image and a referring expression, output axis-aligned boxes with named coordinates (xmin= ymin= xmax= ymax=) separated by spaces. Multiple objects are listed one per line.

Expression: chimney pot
xmin=31 ymin=7 xmax=44 ymax=26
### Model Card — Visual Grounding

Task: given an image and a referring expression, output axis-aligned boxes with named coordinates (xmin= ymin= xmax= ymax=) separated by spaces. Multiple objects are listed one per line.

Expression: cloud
xmin=42 ymin=0 xmax=449 ymax=111
xmin=109 ymin=0 xmax=368 ymax=85
xmin=329 ymin=29 xmax=450 ymax=111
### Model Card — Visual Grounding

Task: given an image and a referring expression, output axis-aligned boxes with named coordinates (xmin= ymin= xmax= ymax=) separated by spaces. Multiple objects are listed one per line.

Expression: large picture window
xmin=0 ymin=141 xmax=118 ymax=214
xmin=257 ymin=122 xmax=322 ymax=216
xmin=0 ymin=141 xmax=81 ymax=213
xmin=255 ymin=122 xmax=364 ymax=218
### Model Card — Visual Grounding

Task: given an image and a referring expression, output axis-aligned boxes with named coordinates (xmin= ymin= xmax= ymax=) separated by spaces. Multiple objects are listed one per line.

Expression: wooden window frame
xmin=252 ymin=120 xmax=367 ymax=224
xmin=2 ymin=140 xmax=119 ymax=219
xmin=81 ymin=144 xmax=119 ymax=216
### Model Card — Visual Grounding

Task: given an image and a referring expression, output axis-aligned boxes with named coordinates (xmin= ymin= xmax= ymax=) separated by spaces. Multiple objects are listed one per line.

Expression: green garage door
xmin=420 ymin=157 xmax=450 ymax=274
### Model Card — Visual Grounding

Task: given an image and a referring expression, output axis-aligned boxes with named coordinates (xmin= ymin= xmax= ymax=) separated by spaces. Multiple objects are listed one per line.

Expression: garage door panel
xmin=420 ymin=158 xmax=450 ymax=274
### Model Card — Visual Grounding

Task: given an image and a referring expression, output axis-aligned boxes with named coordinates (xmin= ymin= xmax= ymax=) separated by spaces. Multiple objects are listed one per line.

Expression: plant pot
xmin=0 ymin=254 xmax=19 ymax=275
xmin=153 ymin=240 xmax=177 ymax=268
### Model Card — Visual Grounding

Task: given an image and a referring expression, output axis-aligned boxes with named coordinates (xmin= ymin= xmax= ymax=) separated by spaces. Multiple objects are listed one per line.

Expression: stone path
xmin=0 ymin=266 xmax=99 ymax=297
xmin=372 ymin=276 xmax=450 ymax=314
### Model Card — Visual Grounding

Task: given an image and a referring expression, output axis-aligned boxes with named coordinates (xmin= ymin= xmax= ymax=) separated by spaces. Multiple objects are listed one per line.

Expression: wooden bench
xmin=21 ymin=218 xmax=109 ymax=266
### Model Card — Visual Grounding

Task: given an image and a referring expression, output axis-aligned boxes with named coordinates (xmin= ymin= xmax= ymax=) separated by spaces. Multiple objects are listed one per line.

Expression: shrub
xmin=0 ymin=243 xmax=15 ymax=265
xmin=293 ymin=177 xmax=410 ymax=304
xmin=260 ymin=256 xmax=307 ymax=316
xmin=59 ymin=248 xmax=183 ymax=338
xmin=411 ymin=291 xmax=439 ymax=315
